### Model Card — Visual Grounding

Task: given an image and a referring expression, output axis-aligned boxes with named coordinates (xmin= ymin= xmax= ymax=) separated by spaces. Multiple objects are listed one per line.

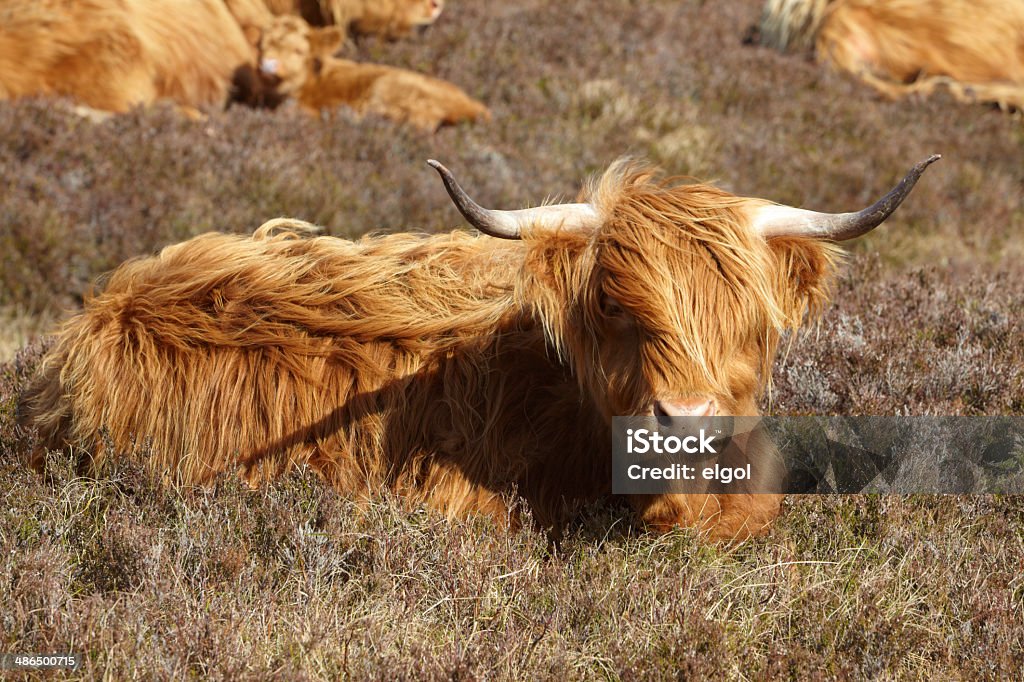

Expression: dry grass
xmin=1 ymin=0 xmax=1023 ymax=677
xmin=0 ymin=409 xmax=1021 ymax=678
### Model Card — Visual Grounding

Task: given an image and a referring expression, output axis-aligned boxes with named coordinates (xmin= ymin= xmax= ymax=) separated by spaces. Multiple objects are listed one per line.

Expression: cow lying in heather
xmin=0 ymin=0 xmax=253 ymax=114
xmin=19 ymin=156 xmax=938 ymax=540
xmin=754 ymin=0 xmax=1024 ymax=110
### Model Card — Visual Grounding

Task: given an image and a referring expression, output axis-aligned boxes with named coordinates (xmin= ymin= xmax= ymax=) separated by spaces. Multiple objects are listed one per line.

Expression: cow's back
xmin=19 ymin=223 xmax=541 ymax=495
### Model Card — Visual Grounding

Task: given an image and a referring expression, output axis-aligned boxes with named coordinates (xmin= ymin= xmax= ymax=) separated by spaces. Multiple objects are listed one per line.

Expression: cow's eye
xmin=601 ymin=294 xmax=625 ymax=319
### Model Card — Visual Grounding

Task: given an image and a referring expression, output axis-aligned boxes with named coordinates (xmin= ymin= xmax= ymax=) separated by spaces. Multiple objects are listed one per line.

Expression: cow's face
xmin=427 ymin=156 xmax=937 ymax=422
xmin=256 ymin=17 xmax=344 ymax=96
xmin=351 ymin=0 xmax=445 ymax=40
xmin=574 ymin=186 xmax=838 ymax=421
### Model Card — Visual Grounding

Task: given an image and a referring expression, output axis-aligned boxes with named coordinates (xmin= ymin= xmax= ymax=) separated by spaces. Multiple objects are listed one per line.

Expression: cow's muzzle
xmin=652 ymin=398 xmax=717 ymax=418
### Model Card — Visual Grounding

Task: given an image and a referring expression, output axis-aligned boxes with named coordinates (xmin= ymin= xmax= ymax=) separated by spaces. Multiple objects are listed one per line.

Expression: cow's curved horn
xmin=427 ymin=160 xmax=600 ymax=239
xmin=751 ymin=155 xmax=941 ymax=241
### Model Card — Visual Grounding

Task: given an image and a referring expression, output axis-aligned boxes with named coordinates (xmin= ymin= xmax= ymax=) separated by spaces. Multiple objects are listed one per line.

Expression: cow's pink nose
xmin=652 ymin=398 xmax=717 ymax=417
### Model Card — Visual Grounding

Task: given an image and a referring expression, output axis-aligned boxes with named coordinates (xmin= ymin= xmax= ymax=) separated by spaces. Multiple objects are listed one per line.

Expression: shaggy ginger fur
xmin=757 ymin=0 xmax=1024 ymax=110
xmin=0 ymin=0 xmax=254 ymax=113
xmin=297 ymin=57 xmax=491 ymax=131
xmin=21 ymin=162 xmax=843 ymax=540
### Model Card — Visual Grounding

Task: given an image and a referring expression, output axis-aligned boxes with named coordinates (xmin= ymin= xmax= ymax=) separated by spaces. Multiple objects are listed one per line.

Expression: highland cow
xmin=20 ymin=156 xmax=939 ymax=539
xmin=755 ymin=0 xmax=1024 ymax=110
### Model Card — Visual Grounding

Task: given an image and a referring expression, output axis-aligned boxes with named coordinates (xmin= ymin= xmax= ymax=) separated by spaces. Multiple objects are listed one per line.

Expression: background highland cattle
xmin=1 ymin=0 xmax=468 ymax=125
xmin=755 ymin=0 xmax=1024 ymax=110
